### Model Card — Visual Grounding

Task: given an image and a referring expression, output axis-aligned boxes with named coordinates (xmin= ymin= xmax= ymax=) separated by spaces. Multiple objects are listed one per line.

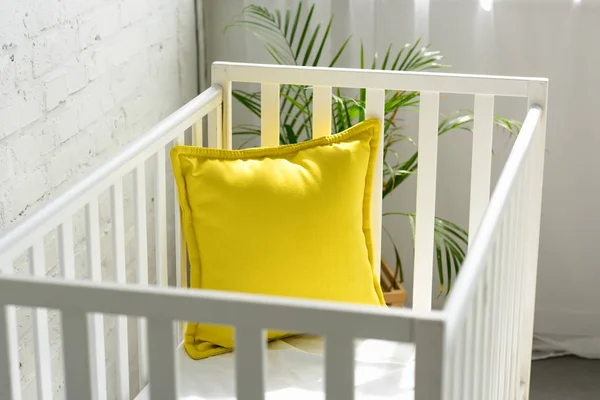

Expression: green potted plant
xmin=226 ymin=2 xmax=520 ymax=303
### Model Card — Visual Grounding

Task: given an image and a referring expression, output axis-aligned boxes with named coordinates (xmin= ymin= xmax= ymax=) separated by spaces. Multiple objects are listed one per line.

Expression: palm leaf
xmin=438 ymin=110 xmax=522 ymax=138
xmin=383 ymin=227 xmax=404 ymax=284
xmin=384 ymin=212 xmax=469 ymax=294
xmin=228 ymin=2 xmax=352 ymax=144
xmin=232 ymin=90 xmax=262 ymax=118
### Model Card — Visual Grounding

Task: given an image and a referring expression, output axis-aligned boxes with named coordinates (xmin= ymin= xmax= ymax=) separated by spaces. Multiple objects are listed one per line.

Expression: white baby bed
xmin=0 ymin=62 xmax=548 ymax=400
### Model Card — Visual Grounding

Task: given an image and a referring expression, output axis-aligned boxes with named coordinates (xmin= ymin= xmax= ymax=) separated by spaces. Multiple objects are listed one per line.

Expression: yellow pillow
xmin=170 ymin=119 xmax=385 ymax=360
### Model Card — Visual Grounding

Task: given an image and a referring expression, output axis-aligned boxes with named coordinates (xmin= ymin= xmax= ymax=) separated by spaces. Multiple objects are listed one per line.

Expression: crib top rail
xmin=0 ymin=86 xmax=222 ymax=267
xmin=0 ymin=272 xmax=442 ymax=342
xmin=213 ymin=61 xmax=548 ymax=97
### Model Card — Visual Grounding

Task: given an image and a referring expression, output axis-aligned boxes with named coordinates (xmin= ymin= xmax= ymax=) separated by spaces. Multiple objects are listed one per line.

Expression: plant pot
xmin=383 ymin=286 xmax=407 ymax=307
xmin=380 ymin=256 xmax=407 ymax=307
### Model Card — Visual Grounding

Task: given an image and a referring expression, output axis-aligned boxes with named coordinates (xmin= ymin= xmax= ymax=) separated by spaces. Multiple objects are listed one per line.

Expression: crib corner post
xmin=519 ymin=80 xmax=549 ymax=399
xmin=210 ymin=63 xmax=232 ymax=150
xmin=414 ymin=318 xmax=446 ymax=400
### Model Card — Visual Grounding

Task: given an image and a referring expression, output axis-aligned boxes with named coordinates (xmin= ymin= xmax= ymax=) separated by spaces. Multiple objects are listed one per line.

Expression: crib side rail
xmin=0 ymin=85 xmax=223 ymax=399
xmin=0 ymin=274 xmax=437 ymax=400
xmin=442 ymin=81 xmax=548 ymax=400
xmin=0 ymin=86 xmax=221 ymax=264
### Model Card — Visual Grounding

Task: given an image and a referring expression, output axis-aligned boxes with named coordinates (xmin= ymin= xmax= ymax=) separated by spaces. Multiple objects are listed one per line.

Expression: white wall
xmin=0 ymin=0 xmax=198 ymax=397
xmin=204 ymin=0 xmax=600 ymax=340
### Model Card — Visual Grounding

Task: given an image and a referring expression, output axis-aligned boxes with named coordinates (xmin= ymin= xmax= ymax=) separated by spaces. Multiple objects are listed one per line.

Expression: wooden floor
xmin=530 ymin=356 xmax=600 ymax=400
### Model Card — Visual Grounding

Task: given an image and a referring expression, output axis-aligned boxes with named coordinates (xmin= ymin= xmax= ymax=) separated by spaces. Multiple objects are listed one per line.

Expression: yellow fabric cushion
xmin=170 ymin=119 xmax=385 ymax=360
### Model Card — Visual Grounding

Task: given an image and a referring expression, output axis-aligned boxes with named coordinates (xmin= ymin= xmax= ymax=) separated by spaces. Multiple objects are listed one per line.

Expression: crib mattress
xmin=135 ymin=336 xmax=416 ymax=400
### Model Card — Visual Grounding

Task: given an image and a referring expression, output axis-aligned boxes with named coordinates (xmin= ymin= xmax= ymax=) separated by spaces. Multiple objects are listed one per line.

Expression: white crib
xmin=0 ymin=62 xmax=548 ymax=400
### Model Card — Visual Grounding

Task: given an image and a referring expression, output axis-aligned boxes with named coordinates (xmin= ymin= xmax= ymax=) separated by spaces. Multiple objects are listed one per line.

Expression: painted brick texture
xmin=0 ymin=0 xmax=198 ymax=398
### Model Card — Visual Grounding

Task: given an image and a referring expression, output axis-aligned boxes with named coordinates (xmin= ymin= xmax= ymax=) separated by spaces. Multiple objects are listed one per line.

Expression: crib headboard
xmin=208 ymin=62 xmax=385 ymax=285
xmin=207 ymin=62 xmax=547 ymax=312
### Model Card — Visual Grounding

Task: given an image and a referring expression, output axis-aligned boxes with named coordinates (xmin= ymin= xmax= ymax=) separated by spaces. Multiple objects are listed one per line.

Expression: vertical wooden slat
xmin=207 ymin=104 xmax=223 ymax=149
xmin=235 ymin=328 xmax=266 ymax=400
xmin=110 ymin=180 xmax=130 ymax=399
xmin=490 ymin=238 xmax=502 ymax=400
xmin=509 ymin=172 xmax=527 ymax=399
xmin=444 ymin=338 xmax=455 ymax=400
xmin=473 ymin=279 xmax=486 ymax=399
xmin=504 ymin=194 xmax=518 ymax=400
xmin=415 ymin=320 xmax=444 ymax=400
xmin=0 ymin=301 xmax=21 ymax=400
xmin=30 ymin=243 xmax=52 ymax=400
xmin=147 ymin=318 xmax=177 ymax=400
xmin=463 ymin=301 xmax=476 ymax=400
xmin=516 ymin=159 xmax=533 ymax=397
xmin=325 ymin=335 xmax=354 ymax=400
xmin=469 ymin=95 xmax=495 ymax=244
xmin=520 ymin=89 xmax=547 ymax=399
xmin=134 ymin=165 xmax=149 ymax=386
xmin=365 ymin=88 xmax=385 ymax=282
xmin=193 ymin=118 xmax=203 ymax=147
xmin=211 ymin=72 xmax=232 ymax=150
xmin=85 ymin=199 xmax=107 ymax=400
xmin=482 ymin=260 xmax=494 ymax=398
xmin=260 ymin=83 xmax=280 ymax=147
xmin=59 ymin=219 xmax=75 ymax=279
xmin=174 ymin=133 xmax=187 ymax=291
xmin=312 ymin=86 xmax=332 ymax=138
xmin=62 ymin=310 xmax=92 ymax=400
xmin=452 ymin=325 xmax=466 ymax=400
xmin=413 ymin=91 xmax=440 ymax=311
xmin=494 ymin=220 xmax=509 ymax=400
xmin=155 ymin=150 xmax=169 ymax=287
xmin=222 ymin=81 xmax=233 ymax=150
xmin=174 ymin=134 xmax=187 ymax=341
xmin=498 ymin=203 xmax=515 ymax=400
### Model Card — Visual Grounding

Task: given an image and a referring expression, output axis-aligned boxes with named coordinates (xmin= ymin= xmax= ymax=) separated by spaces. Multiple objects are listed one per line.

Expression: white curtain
xmin=202 ymin=0 xmax=600 ymax=359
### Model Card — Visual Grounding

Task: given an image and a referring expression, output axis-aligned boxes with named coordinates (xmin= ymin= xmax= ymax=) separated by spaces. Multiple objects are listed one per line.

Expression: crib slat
xmin=110 ymin=180 xmax=130 ymax=399
xmin=499 ymin=204 xmax=515 ymax=400
xmin=463 ymin=302 xmax=475 ymax=400
xmin=148 ymin=319 xmax=177 ymax=399
xmin=174 ymin=133 xmax=187 ymax=291
xmin=59 ymin=219 xmax=75 ymax=279
xmin=415 ymin=320 xmax=444 ymax=400
xmin=174 ymin=134 xmax=187 ymax=341
xmin=413 ymin=91 xmax=440 ymax=311
xmin=325 ymin=335 xmax=354 ymax=399
xmin=503 ymin=200 xmax=516 ymax=400
xmin=313 ymin=86 xmax=332 ymax=138
xmin=134 ymin=164 xmax=150 ymax=386
xmin=155 ymin=150 xmax=169 ymax=287
xmin=481 ymin=256 xmax=494 ymax=398
xmin=490 ymin=236 xmax=500 ymax=400
xmin=193 ymin=119 xmax=203 ymax=146
xmin=445 ymin=335 xmax=456 ymax=399
xmin=509 ymin=176 xmax=525 ymax=399
xmin=365 ymin=88 xmax=385 ymax=281
xmin=62 ymin=310 xmax=92 ymax=400
xmin=260 ymin=83 xmax=280 ymax=147
xmin=513 ymin=163 xmax=531 ymax=399
xmin=472 ymin=280 xmax=485 ymax=399
xmin=492 ymin=223 xmax=506 ymax=400
xmin=30 ymin=243 xmax=53 ymax=400
xmin=85 ymin=199 xmax=107 ymax=400
xmin=452 ymin=324 xmax=466 ymax=400
xmin=207 ymin=104 xmax=223 ymax=149
xmin=469 ymin=95 xmax=495 ymax=243
xmin=0 ymin=303 xmax=21 ymax=400
xmin=235 ymin=328 xmax=266 ymax=400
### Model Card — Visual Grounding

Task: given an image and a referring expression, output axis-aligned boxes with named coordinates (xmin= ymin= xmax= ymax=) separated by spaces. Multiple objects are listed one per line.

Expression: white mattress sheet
xmin=137 ymin=336 xmax=415 ymax=400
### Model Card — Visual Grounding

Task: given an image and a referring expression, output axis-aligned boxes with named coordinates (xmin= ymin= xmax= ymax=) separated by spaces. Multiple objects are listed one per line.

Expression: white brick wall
xmin=0 ymin=0 xmax=198 ymax=398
